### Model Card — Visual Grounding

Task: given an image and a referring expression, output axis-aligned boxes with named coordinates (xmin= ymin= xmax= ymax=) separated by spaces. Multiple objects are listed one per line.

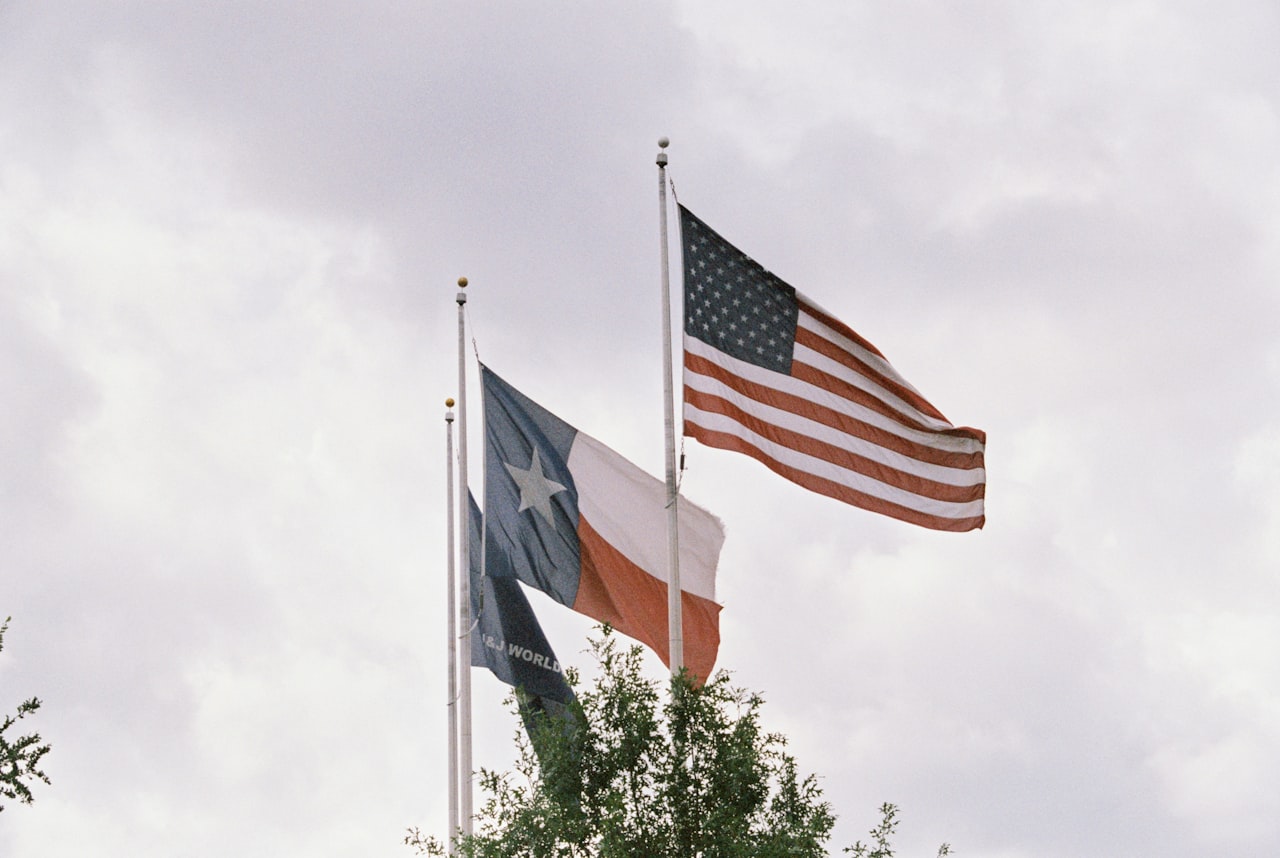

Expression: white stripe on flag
xmin=684 ymin=369 xmax=984 ymax=487
xmin=685 ymin=402 xmax=986 ymax=520
xmin=684 ymin=336 xmax=983 ymax=457
xmin=797 ymin=311 xmax=957 ymax=434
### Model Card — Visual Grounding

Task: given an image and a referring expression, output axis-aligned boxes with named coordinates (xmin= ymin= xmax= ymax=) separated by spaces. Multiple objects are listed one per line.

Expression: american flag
xmin=679 ymin=205 xmax=986 ymax=532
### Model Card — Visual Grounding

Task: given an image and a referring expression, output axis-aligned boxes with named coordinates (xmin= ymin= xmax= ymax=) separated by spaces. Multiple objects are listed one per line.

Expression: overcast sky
xmin=3 ymin=2 xmax=1279 ymax=856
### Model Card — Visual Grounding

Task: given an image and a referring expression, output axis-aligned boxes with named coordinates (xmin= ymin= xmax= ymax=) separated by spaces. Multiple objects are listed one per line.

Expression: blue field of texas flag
xmin=481 ymin=365 xmax=726 ymax=682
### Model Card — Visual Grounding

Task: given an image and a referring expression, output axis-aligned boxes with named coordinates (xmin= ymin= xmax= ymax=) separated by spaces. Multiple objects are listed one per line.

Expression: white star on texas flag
xmin=503 ymin=448 xmax=567 ymax=526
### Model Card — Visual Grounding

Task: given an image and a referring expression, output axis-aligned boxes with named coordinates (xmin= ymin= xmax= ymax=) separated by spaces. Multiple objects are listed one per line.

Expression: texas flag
xmin=481 ymin=365 xmax=725 ymax=682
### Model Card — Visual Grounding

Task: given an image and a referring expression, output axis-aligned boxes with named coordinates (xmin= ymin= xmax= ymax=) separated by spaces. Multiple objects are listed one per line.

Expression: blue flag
xmin=467 ymin=493 xmax=574 ymax=718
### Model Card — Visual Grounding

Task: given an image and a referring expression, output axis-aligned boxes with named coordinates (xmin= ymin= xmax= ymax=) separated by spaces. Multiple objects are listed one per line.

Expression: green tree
xmin=845 ymin=802 xmax=950 ymax=857
xmin=1 ymin=617 xmax=51 ymax=812
xmin=408 ymin=628 xmax=947 ymax=857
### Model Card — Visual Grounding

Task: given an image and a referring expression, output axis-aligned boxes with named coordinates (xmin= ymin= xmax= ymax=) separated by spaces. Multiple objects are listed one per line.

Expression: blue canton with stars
xmin=680 ymin=205 xmax=799 ymax=374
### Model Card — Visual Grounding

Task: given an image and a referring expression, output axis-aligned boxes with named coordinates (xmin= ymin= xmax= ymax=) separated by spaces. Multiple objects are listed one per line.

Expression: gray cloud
xmin=3 ymin=2 xmax=1280 ymax=856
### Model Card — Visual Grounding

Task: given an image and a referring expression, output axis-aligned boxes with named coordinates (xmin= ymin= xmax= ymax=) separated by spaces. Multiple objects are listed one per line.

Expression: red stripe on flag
xmin=684 ymin=352 xmax=985 ymax=469
xmin=685 ymin=422 xmax=986 ymax=532
xmin=800 ymin=298 xmax=888 ymax=361
xmin=795 ymin=320 xmax=951 ymax=427
xmin=685 ymin=385 xmax=985 ymax=503
xmin=574 ymin=516 xmax=722 ymax=684
xmin=791 ymin=332 xmax=985 ymax=442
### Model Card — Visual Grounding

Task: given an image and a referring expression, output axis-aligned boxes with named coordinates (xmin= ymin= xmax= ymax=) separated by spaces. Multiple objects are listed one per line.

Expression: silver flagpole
xmin=657 ymin=137 xmax=683 ymax=677
xmin=455 ymin=277 xmax=474 ymax=837
xmin=444 ymin=398 xmax=459 ymax=855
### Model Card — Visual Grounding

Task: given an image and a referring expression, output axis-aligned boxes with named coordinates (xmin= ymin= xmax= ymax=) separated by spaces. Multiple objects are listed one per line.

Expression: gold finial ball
xmin=457 ymin=276 xmax=468 ymax=288
xmin=445 ymin=397 xmax=455 ymax=408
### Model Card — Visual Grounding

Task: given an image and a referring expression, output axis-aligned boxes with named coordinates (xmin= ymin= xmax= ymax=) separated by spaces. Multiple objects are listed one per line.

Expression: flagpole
xmin=656 ymin=137 xmax=684 ymax=677
xmin=444 ymin=398 xmax=459 ymax=855
xmin=455 ymin=277 xmax=474 ymax=838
